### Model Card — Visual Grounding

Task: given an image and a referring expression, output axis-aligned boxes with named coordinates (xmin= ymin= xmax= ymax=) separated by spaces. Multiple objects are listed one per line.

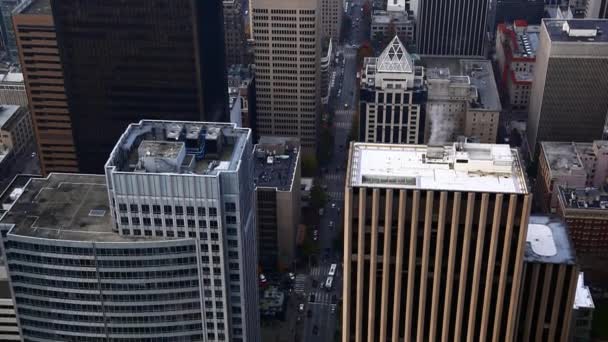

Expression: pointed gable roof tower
xmin=376 ymin=35 xmax=414 ymax=74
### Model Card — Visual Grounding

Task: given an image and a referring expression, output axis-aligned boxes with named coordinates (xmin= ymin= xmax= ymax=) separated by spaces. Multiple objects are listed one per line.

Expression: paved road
xmin=301 ymin=1 xmax=369 ymax=341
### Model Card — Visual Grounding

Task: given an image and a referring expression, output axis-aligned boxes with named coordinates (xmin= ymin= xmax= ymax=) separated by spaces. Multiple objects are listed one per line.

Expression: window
xmin=155 ymin=231 xmax=163 ymax=237
xmin=214 ymin=279 xmax=222 ymax=286
xmin=164 ymin=205 xmax=172 ymax=215
xmin=178 ymin=231 xmax=185 ymax=237
xmin=122 ymin=229 xmax=130 ymax=235
xmin=145 ymin=230 xmax=152 ymax=236
xmin=154 ymin=218 xmax=162 ymax=227
xmin=133 ymin=229 xmax=141 ymax=236
xmin=165 ymin=219 xmax=173 ymax=227
xmin=141 ymin=205 xmax=150 ymax=214
xmin=211 ymin=233 xmax=219 ymax=241
xmin=201 ymin=232 xmax=208 ymax=240
xmin=120 ymin=217 xmax=129 ymax=225
xmin=118 ymin=203 xmax=127 ymax=212
xmin=143 ymin=218 xmax=151 ymax=226
xmin=153 ymin=205 xmax=161 ymax=214
xmin=187 ymin=206 xmax=195 ymax=215
xmin=225 ymin=202 xmax=236 ymax=212
xmin=209 ymin=208 xmax=218 ymax=216
xmin=210 ymin=220 xmax=218 ymax=229
xmin=132 ymin=217 xmax=140 ymax=226
xmin=175 ymin=206 xmax=184 ymax=215
xmin=189 ymin=231 xmax=197 ymax=238
xmin=167 ymin=231 xmax=175 ymax=237
xmin=130 ymin=204 xmax=138 ymax=213
xmin=177 ymin=219 xmax=185 ymax=227
xmin=227 ymin=228 xmax=237 ymax=236
xmin=199 ymin=220 xmax=207 ymax=228
xmin=198 ymin=207 xmax=206 ymax=216
xmin=188 ymin=219 xmax=195 ymax=228
xmin=226 ymin=216 xmax=237 ymax=224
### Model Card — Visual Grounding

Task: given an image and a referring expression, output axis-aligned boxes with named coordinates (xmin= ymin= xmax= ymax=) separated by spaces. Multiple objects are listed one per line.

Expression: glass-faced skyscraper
xmin=50 ymin=0 xmax=229 ymax=173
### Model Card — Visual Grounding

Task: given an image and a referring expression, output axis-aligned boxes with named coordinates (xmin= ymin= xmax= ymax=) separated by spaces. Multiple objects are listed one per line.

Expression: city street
xmin=300 ymin=0 xmax=368 ymax=340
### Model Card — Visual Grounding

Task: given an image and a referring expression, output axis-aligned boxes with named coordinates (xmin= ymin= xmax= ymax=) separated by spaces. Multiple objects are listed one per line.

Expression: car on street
xmin=288 ymin=272 xmax=295 ymax=281
xmin=331 ymin=203 xmax=336 ymax=208
xmin=331 ymin=305 xmax=336 ymax=314
xmin=313 ymin=325 xmax=319 ymax=335
xmin=313 ymin=230 xmax=318 ymax=241
xmin=299 ymin=303 xmax=305 ymax=312
xmin=329 ymin=221 xmax=334 ymax=228
xmin=344 ymin=103 xmax=349 ymax=109
xmin=309 ymin=294 xmax=315 ymax=302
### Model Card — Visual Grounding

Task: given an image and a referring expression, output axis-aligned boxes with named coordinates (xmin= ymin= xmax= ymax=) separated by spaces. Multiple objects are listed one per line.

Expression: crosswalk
xmin=334 ymin=109 xmax=354 ymax=117
xmin=309 ymin=290 xmax=334 ymax=305
xmin=335 ymin=121 xmax=352 ymax=129
xmin=294 ymin=274 xmax=307 ymax=295
xmin=325 ymin=173 xmax=343 ymax=181
xmin=327 ymin=191 xmax=344 ymax=201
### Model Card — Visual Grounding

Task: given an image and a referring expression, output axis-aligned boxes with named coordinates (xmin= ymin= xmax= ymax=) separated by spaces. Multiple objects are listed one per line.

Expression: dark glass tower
xmin=50 ymin=0 xmax=228 ymax=173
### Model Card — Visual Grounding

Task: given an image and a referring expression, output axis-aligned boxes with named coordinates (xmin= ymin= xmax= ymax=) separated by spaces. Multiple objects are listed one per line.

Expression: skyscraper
xmin=1 ymin=120 xmax=261 ymax=341
xmin=359 ymin=36 xmax=426 ymax=144
xmin=0 ymin=0 xmax=29 ymax=62
xmin=50 ymin=0 xmax=229 ymax=173
xmin=527 ymin=19 xmax=608 ymax=156
xmin=321 ymin=0 xmax=342 ymax=41
xmin=416 ymin=0 xmax=491 ymax=56
xmin=252 ymin=0 xmax=322 ymax=154
xmin=224 ymin=0 xmax=246 ymax=65
xmin=13 ymin=0 xmax=77 ymax=174
xmin=343 ymin=141 xmax=531 ymax=341
xmin=586 ymin=0 xmax=608 ymax=18
xmin=494 ymin=0 xmax=546 ymax=25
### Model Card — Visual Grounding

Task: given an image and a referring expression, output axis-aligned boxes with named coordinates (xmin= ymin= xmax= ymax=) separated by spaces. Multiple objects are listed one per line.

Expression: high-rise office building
xmin=251 ymin=0 xmax=322 ymax=155
xmin=13 ymin=0 xmax=77 ymax=174
xmin=321 ymin=0 xmax=342 ymax=41
xmin=224 ymin=0 xmax=246 ymax=65
xmin=0 ymin=0 xmax=30 ymax=62
xmin=0 ymin=266 xmax=18 ymax=341
xmin=527 ymin=19 xmax=608 ymax=156
xmin=254 ymin=136 xmax=301 ymax=272
xmin=416 ymin=0 xmax=490 ymax=56
xmin=359 ymin=36 xmax=426 ymax=144
xmin=342 ymin=141 xmax=531 ymax=341
xmin=517 ymin=215 xmax=579 ymax=342
xmin=0 ymin=66 xmax=26 ymax=106
xmin=49 ymin=0 xmax=229 ymax=173
xmin=586 ymin=0 xmax=608 ymax=17
xmin=495 ymin=0 xmax=546 ymax=25
xmin=1 ymin=120 xmax=260 ymax=341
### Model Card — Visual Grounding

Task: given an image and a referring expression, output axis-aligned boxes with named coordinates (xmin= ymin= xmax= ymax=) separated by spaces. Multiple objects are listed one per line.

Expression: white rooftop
xmin=574 ymin=272 xmax=595 ymax=310
xmin=376 ymin=36 xmax=413 ymax=74
xmin=387 ymin=0 xmax=406 ymax=12
xmin=349 ymin=142 xmax=528 ymax=193
xmin=526 ymin=224 xmax=557 ymax=257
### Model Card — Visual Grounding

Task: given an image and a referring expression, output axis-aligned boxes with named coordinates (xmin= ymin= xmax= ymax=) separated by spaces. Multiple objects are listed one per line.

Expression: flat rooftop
xmin=558 ymin=186 xmax=608 ymax=211
xmin=540 ymin=142 xmax=586 ymax=176
xmin=0 ymin=174 xmax=41 ymax=215
xmin=254 ymin=137 xmax=300 ymax=192
xmin=423 ymin=58 xmax=501 ymax=111
xmin=349 ymin=142 xmax=528 ymax=193
xmin=545 ymin=19 xmax=608 ymax=43
xmin=524 ymin=215 xmax=576 ymax=264
xmin=19 ymin=0 xmax=51 ymax=15
xmin=0 ymin=174 xmax=166 ymax=242
xmin=106 ymin=120 xmax=250 ymax=176
xmin=574 ymin=273 xmax=594 ymax=310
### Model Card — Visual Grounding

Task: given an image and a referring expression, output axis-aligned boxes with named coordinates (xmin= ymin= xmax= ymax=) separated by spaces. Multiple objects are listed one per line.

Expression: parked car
xmin=299 ymin=303 xmax=305 ymax=312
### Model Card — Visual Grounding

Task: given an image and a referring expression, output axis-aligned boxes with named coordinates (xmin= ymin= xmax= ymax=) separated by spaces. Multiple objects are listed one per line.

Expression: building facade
xmin=416 ymin=0 xmax=490 ymax=56
xmin=343 ymin=141 xmax=531 ymax=341
xmin=105 ymin=120 xmax=260 ymax=342
xmin=224 ymin=0 xmax=246 ymax=65
xmin=13 ymin=0 xmax=77 ymax=174
xmin=424 ymin=59 xmax=501 ymax=144
xmin=0 ymin=67 xmax=25 ymax=106
xmin=516 ymin=215 xmax=579 ymax=342
xmin=254 ymin=137 xmax=301 ymax=272
xmin=535 ymin=141 xmax=608 ymax=212
xmin=252 ymin=0 xmax=322 ymax=154
xmin=228 ymin=64 xmax=257 ymax=139
xmin=557 ymin=186 xmax=608 ymax=255
xmin=0 ymin=266 xmax=18 ymax=341
xmin=320 ymin=38 xmax=333 ymax=105
xmin=0 ymin=0 xmax=31 ymax=62
xmin=494 ymin=0 xmax=546 ymax=26
xmin=359 ymin=36 xmax=426 ymax=144
xmin=0 ymin=105 xmax=32 ymax=159
xmin=527 ymin=19 xmax=608 ymax=156
xmin=586 ymin=0 xmax=608 ymax=17
xmin=320 ymin=0 xmax=342 ymax=41
xmin=50 ymin=0 xmax=229 ymax=173
xmin=371 ymin=10 xmax=415 ymax=45
xmin=572 ymin=273 xmax=595 ymax=342
xmin=496 ymin=21 xmax=539 ymax=111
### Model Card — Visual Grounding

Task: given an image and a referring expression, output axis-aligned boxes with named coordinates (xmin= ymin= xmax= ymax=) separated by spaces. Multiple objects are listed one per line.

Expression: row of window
xmin=118 ymin=203 xmax=234 ymax=216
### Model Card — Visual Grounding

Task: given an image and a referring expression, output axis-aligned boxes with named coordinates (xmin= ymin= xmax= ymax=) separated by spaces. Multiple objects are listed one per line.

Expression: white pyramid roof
xmin=376 ymin=36 xmax=413 ymax=73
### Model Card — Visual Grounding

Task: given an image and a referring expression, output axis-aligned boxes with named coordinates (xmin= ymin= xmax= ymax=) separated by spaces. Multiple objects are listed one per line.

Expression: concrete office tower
xmin=105 ymin=120 xmax=260 ymax=342
xmin=572 ymin=273 xmax=595 ymax=341
xmin=254 ymin=137 xmax=301 ymax=272
xmin=527 ymin=19 xmax=608 ymax=157
xmin=416 ymin=0 xmax=491 ymax=56
xmin=227 ymin=64 xmax=257 ymax=137
xmin=495 ymin=22 xmax=539 ymax=112
xmin=586 ymin=0 xmax=608 ymax=17
xmin=424 ymin=59 xmax=501 ymax=144
xmin=49 ymin=0 xmax=229 ymax=173
xmin=359 ymin=36 xmax=426 ymax=144
xmin=251 ymin=0 xmax=322 ymax=155
xmin=320 ymin=38 xmax=333 ymax=105
xmin=13 ymin=0 xmax=77 ymax=174
xmin=224 ymin=0 xmax=246 ymax=65
xmin=0 ymin=266 xmax=18 ymax=341
xmin=536 ymin=141 xmax=608 ymax=212
xmin=0 ymin=66 xmax=25 ymax=106
xmin=371 ymin=10 xmax=415 ymax=45
xmin=516 ymin=216 xmax=578 ymax=342
xmin=0 ymin=106 xmax=33 ymax=169
xmin=321 ymin=0 xmax=342 ymax=41
xmin=494 ymin=0 xmax=546 ymax=25
xmin=343 ymin=141 xmax=531 ymax=341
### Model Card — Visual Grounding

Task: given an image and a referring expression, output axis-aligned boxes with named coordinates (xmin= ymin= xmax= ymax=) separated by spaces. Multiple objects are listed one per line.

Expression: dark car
xmin=331 ymin=295 xmax=337 ymax=304
xmin=307 ymin=309 xmax=312 ymax=318
xmin=313 ymin=325 xmax=319 ymax=335
xmin=309 ymin=294 xmax=315 ymax=303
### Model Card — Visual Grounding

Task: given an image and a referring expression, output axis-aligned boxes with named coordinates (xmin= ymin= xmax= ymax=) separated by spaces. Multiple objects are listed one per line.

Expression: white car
xmin=331 ymin=203 xmax=336 ymax=209
xmin=288 ymin=272 xmax=296 ymax=281
xmin=299 ymin=304 xmax=305 ymax=312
